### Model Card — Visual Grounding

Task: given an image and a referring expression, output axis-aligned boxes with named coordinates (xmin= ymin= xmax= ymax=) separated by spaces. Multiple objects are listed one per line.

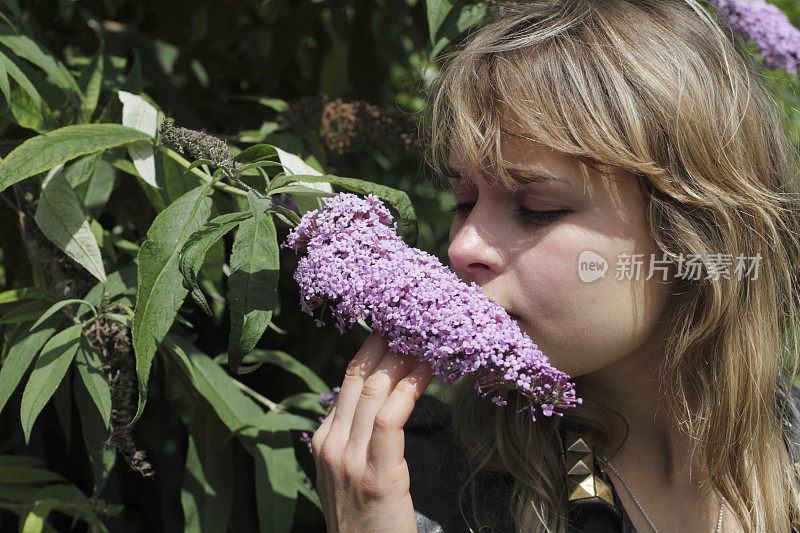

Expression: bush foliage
xmin=0 ymin=0 xmax=798 ymax=531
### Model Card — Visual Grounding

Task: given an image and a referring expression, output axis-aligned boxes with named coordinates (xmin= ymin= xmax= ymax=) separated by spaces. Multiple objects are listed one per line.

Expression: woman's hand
xmin=311 ymin=332 xmax=434 ymax=533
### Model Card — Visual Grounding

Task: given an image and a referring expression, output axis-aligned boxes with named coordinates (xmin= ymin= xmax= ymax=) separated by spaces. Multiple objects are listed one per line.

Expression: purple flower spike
xmin=712 ymin=0 xmax=800 ymax=80
xmin=281 ymin=192 xmax=582 ymax=422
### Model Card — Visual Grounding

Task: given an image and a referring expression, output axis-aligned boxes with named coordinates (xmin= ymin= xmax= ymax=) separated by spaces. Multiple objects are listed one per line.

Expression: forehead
xmin=445 ymin=131 xmax=590 ymax=193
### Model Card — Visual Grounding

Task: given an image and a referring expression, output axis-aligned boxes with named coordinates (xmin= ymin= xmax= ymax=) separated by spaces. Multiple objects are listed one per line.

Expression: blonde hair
xmin=421 ymin=0 xmax=800 ymax=531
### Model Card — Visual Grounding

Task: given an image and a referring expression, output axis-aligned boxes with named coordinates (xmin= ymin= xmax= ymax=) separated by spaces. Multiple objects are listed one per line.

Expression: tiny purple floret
xmin=281 ymin=193 xmax=582 ymax=422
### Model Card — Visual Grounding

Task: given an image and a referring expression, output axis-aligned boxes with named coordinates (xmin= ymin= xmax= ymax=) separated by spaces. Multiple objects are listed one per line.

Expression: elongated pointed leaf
xmin=52 ymin=365 xmax=72 ymax=451
xmin=82 ymin=265 xmax=137 ymax=315
xmin=178 ymin=211 xmax=252 ymax=317
xmin=0 ymin=464 xmax=66 ymax=484
xmin=0 ymin=315 xmax=60 ymax=416
xmin=74 ymin=334 xmax=111 ymax=430
xmin=0 ymin=29 xmax=81 ymax=96
xmin=255 ymin=442 xmax=296 ymax=533
xmin=214 ymin=350 xmax=328 ymax=394
xmin=0 ymin=49 xmax=41 ymax=107
xmin=29 ymin=299 xmax=94 ymax=331
xmin=0 ymin=124 xmax=150 ymax=192
xmin=73 ymin=371 xmax=115 ymax=497
xmin=227 ymin=215 xmax=279 ymax=373
xmin=119 ymin=90 xmax=158 ymax=188
xmin=181 ymin=400 xmax=233 ymax=533
xmin=20 ymin=323 xmax=83 ymax=444
xmin=78 ymin=41 xmax=104 ymax=122
xmin=34 ymin=166 xmax=107 ymax=282
xmin=272 ymin=146 xmax=332 ymax=215
xmin=0 ymin=299 xmax=52 ymax=325
xmin=132 ymin=183 xmax=213 ymax=423
xmin=427 ymin=0 xmax=455 ymax=45
xmin=162 ymin=335 xmax=313 ymax=531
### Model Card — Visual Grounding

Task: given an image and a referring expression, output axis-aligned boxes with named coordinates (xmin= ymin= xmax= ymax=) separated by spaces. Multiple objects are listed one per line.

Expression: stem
xmin=231 ymin=378 xmax=283 ymax=412
xmin=163 ymin=148 xmax=248 ymax=197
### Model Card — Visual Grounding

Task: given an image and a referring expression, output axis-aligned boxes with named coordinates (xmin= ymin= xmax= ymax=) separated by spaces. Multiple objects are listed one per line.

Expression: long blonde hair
xmin=421 ymin=1 xmax=800 ymax=531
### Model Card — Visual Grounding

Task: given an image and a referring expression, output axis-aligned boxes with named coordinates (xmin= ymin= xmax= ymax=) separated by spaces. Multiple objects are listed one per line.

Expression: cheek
xmin=517 ymin=230 xmax=671 ymax=377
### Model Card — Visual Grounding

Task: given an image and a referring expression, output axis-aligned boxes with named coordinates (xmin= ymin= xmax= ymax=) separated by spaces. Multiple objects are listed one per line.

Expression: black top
xmin=406 ymin=383 xmax=800 ymax=533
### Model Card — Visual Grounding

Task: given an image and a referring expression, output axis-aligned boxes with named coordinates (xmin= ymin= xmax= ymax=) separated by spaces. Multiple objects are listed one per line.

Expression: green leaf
xmin=0 ymin=464 xmax=66 ymax=484
xmin=0 ymin=49 xmax=42 ymax=109
xmin=0 ymin=124 xmax=151 ymax=193
xmin=131 ymin=183 xmax=214 ymax=423
xmin=227 ymin=215 xmax=279 ymax=373
xmin=52 ymin=364 xmax=72 ymax=452
xmin=19 ymin=484 xmax=114 ymax=533
xmin=215 ymin=350 xmax=328 ymax=395
xmin=247 ymin=190 xmax=272 ymax=222
xmin=277 ymin=392 xmax=328 ymax=416
xmin=34 ymin=166 xmax=107 ymax=282
xmin=118 ymin=90 xmax=158 ymax=188
xmin=268 ymin=184 xmax=336 ymax=198
xmin=29 ymin=299 xmax=95 ymax=331
xmin=427 ymin=0 xmax=455 ymax=45
xmin=180 ymin=400 xmax=233 ymax=533
xmin=64 ymin=152 xmax=102 ymax=188
xmin=161 ymin=336 xmax=309 ymax=532
xmin=0 ymin=299 xmax=51 ymax=325
xmin=73 ymin=370 xmax=115 ymax=497
xmin=77 ymin=41 xmax=104 ymax=122
xmin=19 ymin=323 xmax=83 ymax=444
xmin=77 ymin=158 xmax=117 ymax=218
xmin=272 ymin=146 xmax=331 ymax=215
xmin=74 ymin=334 xmax=111 ymax=430
xmin=0 ymin=28 xmax=81 ymax=97
xmin=0 ymin=287 xmax=51 ymax=305
xmin=82 ymin=265 xmax=137 ymax=315
xmin=0 ymin=314 xmax=59 ymax=416
xmin=178 ymin=211 xmax=252 ymax=317
xmin=235 ymin=144 xmax=278 ymax=164
xmin=20 ymin=499 xmax=55 ymax=533
xmin=255 ymin=441 xmax=297 ymax=533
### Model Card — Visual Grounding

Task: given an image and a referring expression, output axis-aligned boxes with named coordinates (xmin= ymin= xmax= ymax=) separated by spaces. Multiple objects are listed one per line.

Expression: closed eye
xmin=447 ymin=202 xmax=571 ymax=225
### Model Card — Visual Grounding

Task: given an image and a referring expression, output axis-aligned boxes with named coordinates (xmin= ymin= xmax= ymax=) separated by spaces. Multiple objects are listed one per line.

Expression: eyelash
xmin=447 ymin=202 xmax=570 ymax=225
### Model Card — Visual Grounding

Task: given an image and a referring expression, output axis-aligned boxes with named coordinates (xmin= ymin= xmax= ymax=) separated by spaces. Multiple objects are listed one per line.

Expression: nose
xmin=447 ymin=207 xmax=504 ymax=286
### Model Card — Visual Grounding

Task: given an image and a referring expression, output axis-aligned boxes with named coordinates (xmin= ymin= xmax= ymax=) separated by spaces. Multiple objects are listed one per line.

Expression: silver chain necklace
xmin=601 ymin=458 xmax=725 ymax=533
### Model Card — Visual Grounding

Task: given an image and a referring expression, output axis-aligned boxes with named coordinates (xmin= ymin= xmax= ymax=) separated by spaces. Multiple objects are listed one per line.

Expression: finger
xmin=328 ymin=332 xmax=389 ymax=438
xmin=311 ymin=403 xmax=336 ymax=457
xmin=368 ymin=361 xmax=434 ymax=472
xmin=346 ymin=348 xmax=419 ymax=451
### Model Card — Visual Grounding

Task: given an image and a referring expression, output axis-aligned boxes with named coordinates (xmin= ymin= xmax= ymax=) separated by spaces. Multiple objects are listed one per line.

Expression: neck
xmin=573 ymin=340 xmax=703 ymax=490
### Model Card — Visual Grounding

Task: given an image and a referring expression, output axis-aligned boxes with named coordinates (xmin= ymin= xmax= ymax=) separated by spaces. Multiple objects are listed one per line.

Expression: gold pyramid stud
xmin=564 ymin=431 xmax=592 ymax=454
xmin=566 ymin=456 xmax=592 ymax=476
xmin=595 ymin=476 xmax=615 ymax=506
xmin=567 ymin=476 xmax=595 ymax=500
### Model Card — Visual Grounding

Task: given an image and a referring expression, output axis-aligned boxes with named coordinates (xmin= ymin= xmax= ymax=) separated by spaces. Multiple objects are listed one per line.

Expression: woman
xmin=311 ymin=0 xmax=800 ymax=531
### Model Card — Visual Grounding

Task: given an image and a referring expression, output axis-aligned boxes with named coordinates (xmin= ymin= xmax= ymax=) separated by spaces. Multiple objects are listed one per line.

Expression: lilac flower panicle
xmin=712 ymin=0 xmax=800 ymax=80
xmin=281 ymin=192 xmax=582 ymax=425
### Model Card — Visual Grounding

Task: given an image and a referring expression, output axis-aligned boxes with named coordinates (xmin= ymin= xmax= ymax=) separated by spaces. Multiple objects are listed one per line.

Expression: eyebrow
xmin=444 ymin=164 xmax=569 ymax=185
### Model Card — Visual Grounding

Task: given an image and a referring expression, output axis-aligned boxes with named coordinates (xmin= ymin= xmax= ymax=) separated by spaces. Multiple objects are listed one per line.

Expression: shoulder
xmin=405 ymin=395 xmax=516 ymax=532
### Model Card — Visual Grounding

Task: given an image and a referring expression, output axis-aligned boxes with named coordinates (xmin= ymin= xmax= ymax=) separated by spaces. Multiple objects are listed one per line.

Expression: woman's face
xmin=446 ymin=126 xmax=675 ymax=378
